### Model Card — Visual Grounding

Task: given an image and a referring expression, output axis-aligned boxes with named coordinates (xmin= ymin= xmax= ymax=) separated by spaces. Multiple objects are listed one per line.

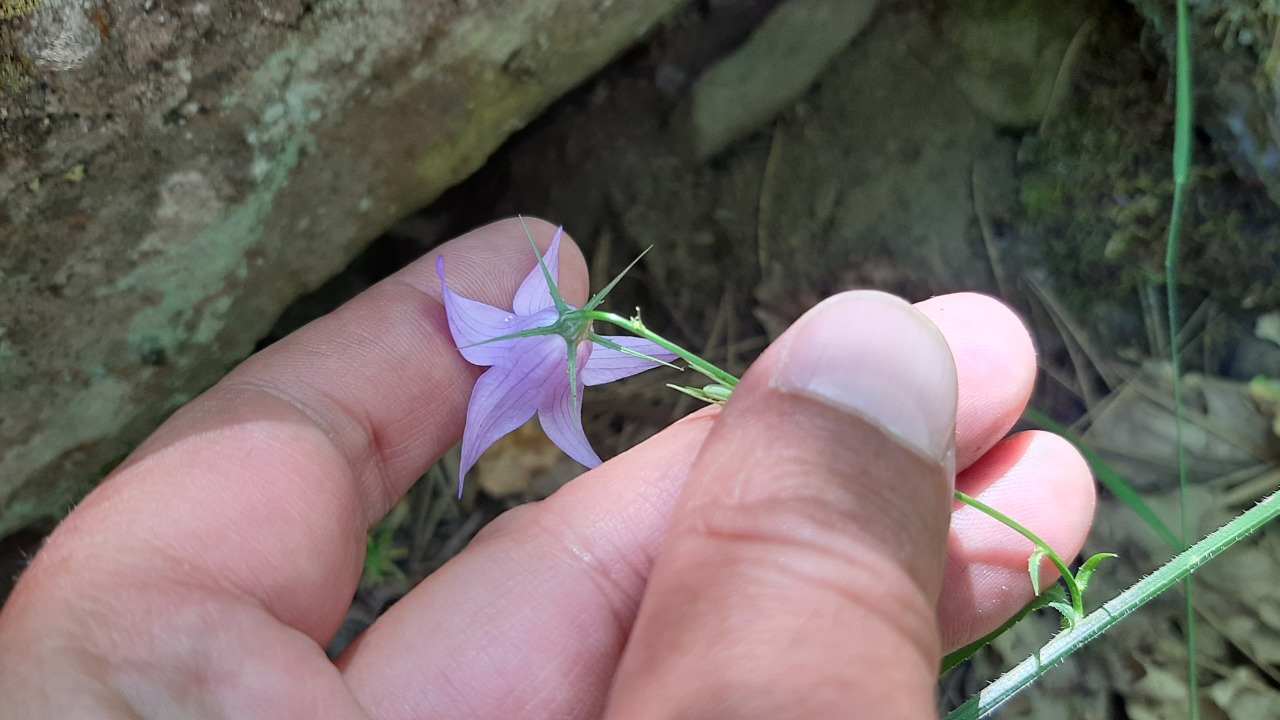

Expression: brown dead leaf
xmin=475 ymin=420 xmax=581 ymax=499
xmin=1084 ymin=365 xmax=1279 ymax=490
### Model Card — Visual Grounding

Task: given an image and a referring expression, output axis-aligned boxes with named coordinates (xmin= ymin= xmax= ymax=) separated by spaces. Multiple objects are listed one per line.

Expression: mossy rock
xmin=1017 ymin=9 xmax=1280 ymax=314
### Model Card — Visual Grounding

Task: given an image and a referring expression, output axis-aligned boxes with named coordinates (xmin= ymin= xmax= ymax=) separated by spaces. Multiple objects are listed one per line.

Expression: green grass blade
xmin=1023 ymin=409 xmax=1181 ymax=550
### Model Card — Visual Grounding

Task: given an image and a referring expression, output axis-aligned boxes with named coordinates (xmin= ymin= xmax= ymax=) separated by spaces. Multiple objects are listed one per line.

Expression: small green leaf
xmin=1075 ymin=552 xmax=1118 ymax=595
xmin=363 ymin=502 xmax=409 ymax=585
xmin=1028 ymin=548 xmax=1048 ymax=595
xmin=1046 ymin=601 xmax=1079 ymax=630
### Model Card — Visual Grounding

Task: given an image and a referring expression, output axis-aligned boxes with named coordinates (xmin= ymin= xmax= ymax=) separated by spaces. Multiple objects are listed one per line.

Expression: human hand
xmin=0 ymin=218 xmax=1094 ymax=718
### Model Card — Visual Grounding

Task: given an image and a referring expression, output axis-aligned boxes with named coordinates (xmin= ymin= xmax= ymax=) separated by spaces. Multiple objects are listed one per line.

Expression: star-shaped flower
xmin=437 ymin=227 xmax=676 ymax=495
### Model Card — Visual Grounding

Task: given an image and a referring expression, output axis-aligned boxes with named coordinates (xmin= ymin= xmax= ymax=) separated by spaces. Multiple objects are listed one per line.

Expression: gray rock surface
xmin=690 ymin=0 xmax=878 ymax=159
xmin=0 ymin=0 xmax=686 ymax=537
xmin=942 ymin=0 xmax=1095 ymax=129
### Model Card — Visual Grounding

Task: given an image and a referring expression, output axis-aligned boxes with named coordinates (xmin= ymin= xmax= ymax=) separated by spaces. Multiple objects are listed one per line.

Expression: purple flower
xmin=437 ymin=227 xmax=676 ymax=495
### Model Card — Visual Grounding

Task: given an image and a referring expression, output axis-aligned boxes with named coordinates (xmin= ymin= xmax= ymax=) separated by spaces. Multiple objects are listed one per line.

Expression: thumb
xmin=605 ymin=291 xmax=958 ymax=719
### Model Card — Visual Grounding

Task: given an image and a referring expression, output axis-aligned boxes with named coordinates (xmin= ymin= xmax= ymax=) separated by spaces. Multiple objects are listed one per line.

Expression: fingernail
xmin=773 ymin=291 xmax=957 ymax=465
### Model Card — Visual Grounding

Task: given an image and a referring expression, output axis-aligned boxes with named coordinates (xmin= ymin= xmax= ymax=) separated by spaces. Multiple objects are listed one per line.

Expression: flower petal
xmin=438 ymin=256 xmax=558 ymax=366
xmin=582 ymin=336 xmax=677 ymax=386
xmin=513 ymin=226 xmax=564 ymax=315
xmin=458 ymin=335 xmax=566 ymax=493
xmin=539 ymin=343 xmax=602 ymax=468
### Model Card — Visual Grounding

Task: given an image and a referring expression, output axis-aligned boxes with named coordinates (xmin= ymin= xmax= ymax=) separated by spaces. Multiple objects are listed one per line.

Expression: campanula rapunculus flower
xmin=437 ymin=227 xmax=676 ymax=495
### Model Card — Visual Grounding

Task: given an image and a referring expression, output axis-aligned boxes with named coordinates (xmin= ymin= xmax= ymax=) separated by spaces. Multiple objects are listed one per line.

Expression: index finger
xmin=16 ymin=217 xmax=588 ymax=643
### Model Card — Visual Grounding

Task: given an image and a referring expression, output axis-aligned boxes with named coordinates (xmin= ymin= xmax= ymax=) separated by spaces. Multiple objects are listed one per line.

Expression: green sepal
xmin=520 ymin=216 xmax=569 ymax=315
xmin=700 ymin=384 xmax=733 ymax=401
xmin=460 ymin=324 xmax=559 ymax=349
xmin=567 ymin=340 xmax=582 ymax=433
xmin=590 ymin=332 xmax=680 ymax=370
xmin=585 ymin=247 xmax=651 ymax=312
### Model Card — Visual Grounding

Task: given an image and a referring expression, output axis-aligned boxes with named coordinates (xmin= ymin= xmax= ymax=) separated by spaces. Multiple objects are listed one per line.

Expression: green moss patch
xmin=1017 ymin=14 xmax=1280 ymax=313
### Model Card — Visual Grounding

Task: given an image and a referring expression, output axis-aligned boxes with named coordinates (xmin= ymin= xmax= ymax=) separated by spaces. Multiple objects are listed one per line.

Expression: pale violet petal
xmin=437 ymin=256 xmax=558 ymax=366
xmin=513 ymin=226 xmax=564 ymax=315
xmin=539 ymin=343 xmax=602 ymax=468
xmin=581 ymin=336 xmax=678 ymax=386
xmin=458 ymin=335 xmax=566 ymax=494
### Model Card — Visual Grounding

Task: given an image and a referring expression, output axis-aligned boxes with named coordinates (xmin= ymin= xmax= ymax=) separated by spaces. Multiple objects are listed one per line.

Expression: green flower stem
xmin=585 ymin=311 xmax=740 ymax=390
xmin=953 ymin=491 xmax=1083 ymax=617
xmin=944 ymin=488 xmax=1280 ymax=720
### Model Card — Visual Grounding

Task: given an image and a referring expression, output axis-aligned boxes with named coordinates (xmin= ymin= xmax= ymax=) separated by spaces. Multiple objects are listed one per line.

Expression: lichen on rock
xmin=0 ymin=0 xmax=688 ymax=538
xmin=0 ymin=0 xmax=46 ymax=22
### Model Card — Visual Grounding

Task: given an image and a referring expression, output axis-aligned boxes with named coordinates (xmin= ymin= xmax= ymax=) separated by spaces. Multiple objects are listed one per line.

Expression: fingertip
xmin=916 ymin=293 xmax=1037 ymax=469
xmin=955 ymin=430 xmax=1095 ymax=549
xmin=917 ymin=292 xmax=1033 ymax=357
xmin=408 ymin=217 xmax=590 ymax=309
